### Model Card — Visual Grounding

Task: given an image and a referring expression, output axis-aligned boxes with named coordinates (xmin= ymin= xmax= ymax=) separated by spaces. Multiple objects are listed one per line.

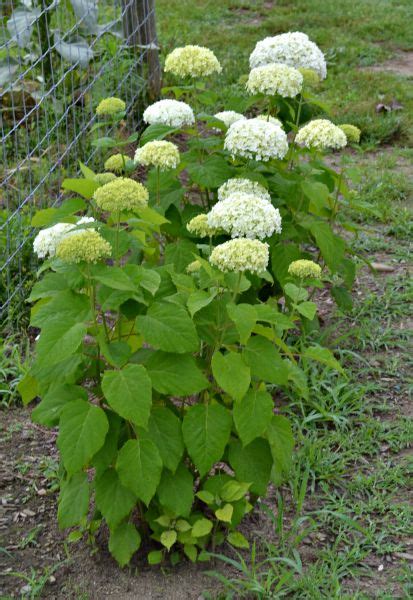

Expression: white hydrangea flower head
xmin=134 ymin=140 xmax=180 ymax=170
xmin=295 ymin=119 xmax=347 ymax=150
xmin=224 ymin=117 xmax=288 ymax=161
xmin=210 ymin=238 xmax=269 ymax=273
xmin=249 ymin=32 xmax=327 ymax=80
xmin=164 ymin=45 xmax=222 ymax=78
xmin=218 ymin=178 xmax=270 ymax=202
xmin=33 ymin=217 xmax=96 ymax=259
xmin=214 ymin=111 xmax=246 ymax=128
xmin=143 ymin=99 xmax=195 ymax=128
xmin=247 ymin=63 xmax=303 ymax=98
xmin=186 ymin=214 xmax=216 ymax=237
xmin=255 ymin=114 xmax=284 ymax=128
xmin=207 ymin=193 xmax=282 ymax=240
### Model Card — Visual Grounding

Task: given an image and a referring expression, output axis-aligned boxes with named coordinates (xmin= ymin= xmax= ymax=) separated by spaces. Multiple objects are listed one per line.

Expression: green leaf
xmin=157 ymin=462 xmax=194 ymax=517
xmin=270 ymin=242 xmax=301 ymax=286
xmin=187 ymin=290 xmax=217 ymax=317
xmin=17 ymin=373 xmax=38 ymax=406
xmin=28 ymin=273 xmax=68 ymax=302
xmin=211 ymin=351 xmax=250 ymax=402
xmin=92 ymin=266 xmax=138 ymax=292
xmin=192 ymin=518 xmax=213 ymax=538
xmin=136 ymin=302 xmax=199 ymax=353
xmin=226 ymin=303 xmax=257 ymax=345
xmin=310 ymin=222 xmax=345 ymax=272
xmin=184 ymin=544 xmax=197 ymax=562
xmin=187 ymin=155 xmax=233 ymax=188
xmin=296 ymin=301 xmax=317 ymax=320
xmin=32 ymin=384 xmax=87 ymax=426
xmin=58 ymin=472 xmax=89 ymax=529
xmin=109 ymin=522 xmax=141 ymax=567
xmin=57 ymin=400 xmax=108 ymax=475
xmin=116 ymin=438 xmax=162 ymax=505
xmin=301 ymin=181 xmax=330 ymax=215
xmin=31 ymin=198 xmax=87 ymax=227
xmin=233 ymin=389 xmax=274 ymax=446
xmin=182 ymin=403 xmax=232 ymax=477
xmin=196 ymin=490 xmax=215 ymax=505
xmin=95 ymin=469 xmax=136 ymax=529
xmin=148 ymin=550 xmax=163 ymax=565
xmin=160 ymin=530 xmax=177 ymax=551
xmin=145 ymin=352 xmax=208 ymax=398
xmin=140 ymin=124 xmax=179 ymax=145
xmin=62 ymin=178 xmax=99 ymax=199
xmin=79 ymin=161 xmax=96 ymax=179
xmin=31 ymin=290 xmax=90 ymax=329
xmin=215 ymin=503 xmax=233 ymax=523
xmin=302 ymin=344 xmax=344 ymax=373
xmin=102 ymin=364 xmax=152 ymax=428
xmin=220 ymin=480 xmax=250 ymax=502
xmin=254 ymin=303 xmax=295 ymax=330
xmin=228 ymin=438 xmax=273 ymax=497
xmin=243 ymin=336 xmax=288 ymax=385
xmin=36 ymin=321 xmax=87 ymax=368
xmin=92 ymin=412 xmax=122 ymax=477
xmin=227 ymin=531 xmax=249 ymax=549
xmin=164 ymin=239 xmax=199 ymax=273
xmin=266 ymin=415 xmax=294 ymax=476
xmin=146 ymin=407 xmax=184 ymax=472
xmin=284 ymin=283 xmax=308 ymax=303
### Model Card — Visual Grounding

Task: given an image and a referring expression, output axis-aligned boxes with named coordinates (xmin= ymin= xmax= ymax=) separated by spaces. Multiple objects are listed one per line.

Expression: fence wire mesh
xmin=1 ymin=0 xmax=159 ymax=320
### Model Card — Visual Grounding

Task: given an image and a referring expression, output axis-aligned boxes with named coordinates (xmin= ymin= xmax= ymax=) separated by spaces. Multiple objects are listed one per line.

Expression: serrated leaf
xmin=36 ymin=321 xmax=87 ymax=368
xmin=145 ymin=407 xmax=184 ymax=472
xmin=296 ymin=301 xmax=317 ymax=320
xmin=140 ymin=124 xmax=179 ymax=145
xmin=192 ymin=518 xmax=213 ymax=538
xmin=58 ymin=472 xmax=89 ymax=529
xmin=17 ymin=373 xmax=38 ymax=406
xmin=266 ymin=415 xmax=294 ymax=475
xmin=148 ymin=550 xmax=163 ymax=565
xmin=182 ymin=403 xmax=232 ymax=477
xmin=211 ymin=351 xmax=250 ymax=402
xmin=116 ymin=439 xmax=162 ymax=505
xmin=184 ymin=544 xmax=197 ymax=562
xmin=215 ymin=503 xmax=233 ymax=523
xmin=221 ymin=481 xmax=250 ymax=502
xmin=102 ymin=365 xmax=152 ymax=428
xmin=160 ymin=530 xmax=177 ymax=551
xmin=243 ymin=336 xmax=288 ymax=386
xmin=109 ymin=522 xmax=141 ymax=567
xmin=187 ymin=155 xmax=233 ymax=188
xmin=157 ymin=462 xmax=194 ymax=517
xmin=302 ymin=345 xmax=344 ymax=373
xmin=227 ymin=531 xmax=249 ymax=549
xmin=95 ymin=469 xmax=136 ymax=529
xmin=136 ymin=302 xmax=199 ymax=353
xmin=61 ymin=177 xmax=99 ymax=199
xmin=226 ymin=303 xmax=257 ymax=345
xmin=57 ymin=400 xmax=108 ymax=475
xmin=196 ymin=490 xmax=215 ymax=505
xmin=32 ymin=384 xmax=87 ymax=427
xmin=228 ymin=438 xmax=273 ymax=497
xmin=233 ymin=389 xmax=274 ymax=446
xmin=187 ymin=289 xmax=217 ymax=317
xmin=145 ymin=352 xmax=208 ymax=398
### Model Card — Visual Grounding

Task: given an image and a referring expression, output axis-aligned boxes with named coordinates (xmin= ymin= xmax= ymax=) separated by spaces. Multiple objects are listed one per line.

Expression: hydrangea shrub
xmin=21 ymin=32 xmax=361 ymax=567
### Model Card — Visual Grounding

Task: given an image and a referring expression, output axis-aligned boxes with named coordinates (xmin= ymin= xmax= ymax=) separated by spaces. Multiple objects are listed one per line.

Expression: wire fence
xmin=0 ymin=0 xmax=160 ymax=321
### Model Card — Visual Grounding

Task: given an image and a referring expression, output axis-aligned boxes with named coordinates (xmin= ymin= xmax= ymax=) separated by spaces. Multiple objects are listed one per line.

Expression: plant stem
xmin=156 ymin=166 xmax=160 ymax=206
xmin=232 ymin=272 xmax=242 ymax=302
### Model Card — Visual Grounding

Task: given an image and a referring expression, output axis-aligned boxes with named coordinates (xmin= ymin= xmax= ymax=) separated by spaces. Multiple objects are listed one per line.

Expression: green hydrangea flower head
xmin=164 ymin=45 xmax=222 ymax=78
xmin=94 ymin=172 xmax=117 ymax=185
xmin=298 ymin=67 xmax=320 ymax=86
xmin=338 ymin=124 xmax=361 ymax=144
xmin=210 ymin=238 xmax=269 ymax=273
xmin=95 ymin=97 xmax=126 ymax=117
xmin=186 ymin=214 xmax=215 ymax=238
xmin=93 ymin=177 xmax=149 ymax=212
xmin=104 ymin=154 xmax=130 ymax=174
xmin=186 ymin=260 xmax=201 ymax=274
xmin=288 ymin=259 xmax=322 ymax=279
xmin=134 ymin=140 xmax=180 ymax=171
xmin=56 ymin=230 xmax=111 ymax=264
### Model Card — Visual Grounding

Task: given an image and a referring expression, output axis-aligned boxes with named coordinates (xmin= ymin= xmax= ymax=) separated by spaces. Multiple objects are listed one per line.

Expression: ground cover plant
xmin=1 ymin=1 xmax=412 ymax=597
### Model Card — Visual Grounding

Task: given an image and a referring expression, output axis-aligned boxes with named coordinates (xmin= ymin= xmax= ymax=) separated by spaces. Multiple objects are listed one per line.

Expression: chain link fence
xmin=1 ymin=0 xmax=159 ymax=321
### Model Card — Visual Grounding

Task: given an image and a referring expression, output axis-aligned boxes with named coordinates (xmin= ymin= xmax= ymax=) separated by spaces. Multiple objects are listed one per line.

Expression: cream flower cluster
xmin=186 ymin=214 xmax=215 ymax=238
xmin=249 ymin=32 xmax=327 ymax=80
xmin=207 ymin=193 xmax=282 ymax=239
xmin=57 ymin=230 xmax=111 ymax=264
xmin=295 ymin=119 xmax=347 ymax=150
xmin=143 ymin=99 xmax=195 ymax=128
xmin=95 ymin=97 xmax=125 ymax=117
xmin=104 ymin=154 xmax=130 ymax=174
xmin=214 ymin=111 xmax=246 ymax=128
xmin=247 ymin=63 xmax=303 ymax=98
xmin=134 ymin=141 xmax=180 ymax=171
xmin=94 ymin=172 xmax=117 ymax=185
xmin=256 ymin=114 xmax=283 ymax=128
xmin=288 ymin=259 xmax=322 ymax=279
xmin=210 ymin=238 xmax=269 ymax=273
xmin=186 ymin=259 xmax=201 ymax=274
xmin=33 ymin=217 xmax=95 ymax=259
xmin=218 ymin=178 xmax=270 ymax=202
xmin=225 ymin=117 xmax=288 ymax=161
xmin=164 ymin=45 xmax=222 ymax=78
xmin=93 ymin=177 xmax=148 ymax=212
xmin=338 ymin=124 xmax=361 ymax=144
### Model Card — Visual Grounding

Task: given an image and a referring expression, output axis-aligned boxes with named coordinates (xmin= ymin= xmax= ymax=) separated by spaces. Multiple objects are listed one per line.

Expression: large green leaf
xmin=243 ymin=336 xmax=288 ymax=386
xmin=145 ymin=352 xmax=208 ymax=397
xmin=36 ymin=321 xmax=87 ymax=368
xmin=109 ymin=522 xmax=141 ymax=567
xmin=310 ymin=222 xmax=345 ymax=272
xmin=57 ymin=400 xmax=108 ymax=474
xmin=136 ymin=302 xmax=199 ymax=353
xmin=182 ymin=403 xmax=232 ymax=476
xmin=95 ymin=469 xmax=136 ymax=529
xmin=58 ymin=472 xmax=89 ymax=529
xmin=31 ymin=291 xmax=90 ymax=329
xmin=228 ymin=438 xmax=273 ymax=496
xmin=233 ymin=389 xmax=274 ymax=446
xmin=164 ymin=239 xmax=199 ymax=272
xmin=266 ymin=415 xmax=294 ymax=476
xmin=28 ymin=273 xmax=68 ymax=302
xmin=61 ymin=177 xmax=99 ymax=199
xmin=145 ymin=407 xmax=184 ymax=472
xmin=211 ymin=351 xmax=250 ymax=402
xmin=157 ymin=462 xmax=194 ymax=517
xmin=187 ymin=155 xmax=233 ymax=188
xmin=140 ymin=124 xmax=179 ymax=144
xmin=102 ymin=364 xmax=152 ymax=428
xmin=116 ymin=438 xmax=162 ymax=505
xmin=270 ymin=242 xmax=301 ymax=285
xmin=226 ymin=303 xmax=257 ymax=345
xmin=32 ymin=384 xmax=87 ymax=427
